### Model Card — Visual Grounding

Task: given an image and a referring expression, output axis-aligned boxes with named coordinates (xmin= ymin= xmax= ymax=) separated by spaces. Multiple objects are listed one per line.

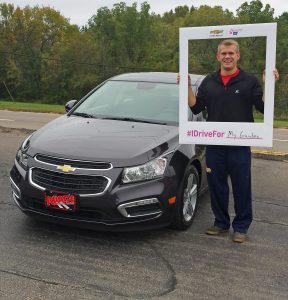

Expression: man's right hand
xmin=177 ymin=73 xmax=191 ymax=86
xmin=177 ymin=73 xmax=196 ymax=108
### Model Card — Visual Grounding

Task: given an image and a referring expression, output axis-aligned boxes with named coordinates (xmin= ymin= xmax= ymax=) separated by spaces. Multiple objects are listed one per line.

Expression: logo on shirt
xmin=235 ymin=89 xmax=240 ymax=94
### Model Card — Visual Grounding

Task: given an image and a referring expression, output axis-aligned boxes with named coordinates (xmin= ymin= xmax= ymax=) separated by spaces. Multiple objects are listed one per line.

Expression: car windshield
xmin=73 ymin=80 xmax=179 ymax=125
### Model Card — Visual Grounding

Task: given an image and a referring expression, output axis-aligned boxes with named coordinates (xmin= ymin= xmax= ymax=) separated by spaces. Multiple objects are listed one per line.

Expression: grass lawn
xmin=0 ymin=101 xmax=65 ymax=114
xmin=254 ymin=118 xmax=288 ymax=128
xmin=272 ymin=119 xmax=288 ymax=128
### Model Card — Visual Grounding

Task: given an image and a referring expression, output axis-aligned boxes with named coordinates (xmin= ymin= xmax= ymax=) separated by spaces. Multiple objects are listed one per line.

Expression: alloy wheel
xmin=182 ymin=173 xmax=198 ymax=222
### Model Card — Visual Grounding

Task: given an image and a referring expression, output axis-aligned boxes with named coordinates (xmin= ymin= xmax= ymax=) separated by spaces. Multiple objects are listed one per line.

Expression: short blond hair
xmin=218 ymin=39 xmax=239 ymax=53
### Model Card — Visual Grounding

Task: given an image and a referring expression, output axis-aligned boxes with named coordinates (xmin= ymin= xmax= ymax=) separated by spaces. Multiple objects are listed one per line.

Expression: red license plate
xmin=44 ymin=192 xmax=76 ymax=211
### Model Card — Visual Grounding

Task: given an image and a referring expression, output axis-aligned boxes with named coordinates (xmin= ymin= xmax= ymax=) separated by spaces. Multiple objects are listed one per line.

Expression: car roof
xmin=109 ymin=72 xmax=206 ymax=86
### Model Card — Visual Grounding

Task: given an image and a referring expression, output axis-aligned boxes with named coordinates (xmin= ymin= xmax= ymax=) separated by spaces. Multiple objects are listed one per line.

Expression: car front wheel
xmin=172 ymin=165 xmax=199 ymax=230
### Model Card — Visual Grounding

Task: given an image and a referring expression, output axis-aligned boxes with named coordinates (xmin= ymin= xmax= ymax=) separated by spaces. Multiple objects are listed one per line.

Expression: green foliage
xmin=236 ymin=0 xmax=274 ymax=23
xmin=0 ymin=1 xmax=287 ymax=117
xmin=87 ymin=2 xmax=158 ymax=80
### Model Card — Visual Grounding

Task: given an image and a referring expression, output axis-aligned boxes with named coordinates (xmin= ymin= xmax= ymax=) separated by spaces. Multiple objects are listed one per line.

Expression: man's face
xmin=216 ymin=44 xmax=240 ymax=72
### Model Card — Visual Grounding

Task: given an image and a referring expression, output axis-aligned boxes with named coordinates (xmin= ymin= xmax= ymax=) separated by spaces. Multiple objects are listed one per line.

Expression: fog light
xmin=117 ymin=198 xmax=162 ymax=218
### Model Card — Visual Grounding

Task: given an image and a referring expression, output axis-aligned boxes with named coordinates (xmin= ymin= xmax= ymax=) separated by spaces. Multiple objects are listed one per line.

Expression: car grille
xmin=31 ymin=168 xmax=109 ymax=195
xmin=35 ymin=154 xmax=112 ymax=170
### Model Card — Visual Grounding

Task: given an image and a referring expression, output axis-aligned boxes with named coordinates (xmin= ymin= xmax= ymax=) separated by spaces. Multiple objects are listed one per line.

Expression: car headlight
xmin=122 ymin=157 xmax=167 ymax=183
xmin=16 ymin=135 xmax=32 ymax=170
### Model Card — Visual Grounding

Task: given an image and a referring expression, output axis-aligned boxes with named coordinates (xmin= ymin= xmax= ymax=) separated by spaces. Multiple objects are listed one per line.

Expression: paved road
xmin=1 ymin=110 xmax=287 ymax=153
xmin=0 ymin=110 xmax=61 ymax=131
xmin=0 ymin=128 xmax=288 ymax=299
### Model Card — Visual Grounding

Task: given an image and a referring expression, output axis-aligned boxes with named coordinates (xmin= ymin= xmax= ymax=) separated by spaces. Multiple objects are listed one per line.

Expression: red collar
xmin=220 ymin=68 xmax=240 ymax=86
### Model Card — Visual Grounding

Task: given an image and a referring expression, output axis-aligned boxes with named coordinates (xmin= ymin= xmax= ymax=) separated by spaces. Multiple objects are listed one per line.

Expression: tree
xmin=41 ymin=29 xmax=99 ymax=102
xmin=88 ymin=2 xmax=158 ymax=79
xmin=236 ymin=0 xmax=274 ymax=23
xmin=0 ymin=4 xmax=73 ymax=100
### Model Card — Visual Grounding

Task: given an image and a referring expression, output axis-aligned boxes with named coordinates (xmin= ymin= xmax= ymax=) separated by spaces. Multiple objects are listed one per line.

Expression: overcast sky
xmin=7 ymin=1 xmax=288 ymax=26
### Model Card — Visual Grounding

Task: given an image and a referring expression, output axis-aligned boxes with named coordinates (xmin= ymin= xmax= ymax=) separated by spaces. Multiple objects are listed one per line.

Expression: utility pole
xmin=3 ymin=81 xmax=15 ymax=102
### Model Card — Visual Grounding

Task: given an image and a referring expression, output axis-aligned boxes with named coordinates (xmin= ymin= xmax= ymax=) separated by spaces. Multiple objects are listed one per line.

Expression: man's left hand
xmin=263 ymin=68 xmax=280 ymax=82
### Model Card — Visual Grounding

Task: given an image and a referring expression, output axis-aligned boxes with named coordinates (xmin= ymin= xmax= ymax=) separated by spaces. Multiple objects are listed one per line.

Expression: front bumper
xmin=10 ymin=160 xmax=178 ymax=231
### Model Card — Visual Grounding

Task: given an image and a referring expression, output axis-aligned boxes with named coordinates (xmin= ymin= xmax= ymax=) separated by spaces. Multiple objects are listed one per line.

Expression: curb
xmin=251 ymin=150 xmax=288 ymax=161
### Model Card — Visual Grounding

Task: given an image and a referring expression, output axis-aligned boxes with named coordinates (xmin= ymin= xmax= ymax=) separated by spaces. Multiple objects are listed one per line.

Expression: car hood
xmin=28 ymin=115 xmax=179 ymax=167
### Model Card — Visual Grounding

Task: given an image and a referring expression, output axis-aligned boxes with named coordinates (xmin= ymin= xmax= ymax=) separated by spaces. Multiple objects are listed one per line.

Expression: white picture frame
xmin=179 ymin=23 xmax=277 ymax=147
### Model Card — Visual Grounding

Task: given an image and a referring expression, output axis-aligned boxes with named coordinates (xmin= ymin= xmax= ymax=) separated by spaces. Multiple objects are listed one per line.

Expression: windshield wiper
xmin=101 ymin=116 xmax=167 ymax=125
xmin=70 ymin=112 xmax=95 ymax=118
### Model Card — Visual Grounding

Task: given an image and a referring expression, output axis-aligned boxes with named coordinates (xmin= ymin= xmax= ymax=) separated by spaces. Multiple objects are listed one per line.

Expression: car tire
xmin=172 ymin=165 xmax=199 ymax=230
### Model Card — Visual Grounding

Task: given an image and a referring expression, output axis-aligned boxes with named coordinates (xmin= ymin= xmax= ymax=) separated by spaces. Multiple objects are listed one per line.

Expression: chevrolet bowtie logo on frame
xmin=209 ymin=29 xmax=224 ymax=37
xmin=57 ymin=165 xmax=76 ymax=172
xmin=210 ymin=29 xmax=223 ymax=34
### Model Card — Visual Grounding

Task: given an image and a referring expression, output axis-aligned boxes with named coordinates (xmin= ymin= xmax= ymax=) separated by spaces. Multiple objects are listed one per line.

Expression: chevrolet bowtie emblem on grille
xmin=57 ymin=165 xmax=76 ymax=172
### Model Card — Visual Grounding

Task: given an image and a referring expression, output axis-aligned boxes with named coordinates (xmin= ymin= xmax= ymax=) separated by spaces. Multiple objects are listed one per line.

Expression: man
xmin=187 ymin=39 xmax=279 ymax=243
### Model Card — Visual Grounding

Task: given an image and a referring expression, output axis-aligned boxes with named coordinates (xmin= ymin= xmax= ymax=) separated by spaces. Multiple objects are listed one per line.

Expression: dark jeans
xmin=206 ymin=146 xmax=252 ymax=233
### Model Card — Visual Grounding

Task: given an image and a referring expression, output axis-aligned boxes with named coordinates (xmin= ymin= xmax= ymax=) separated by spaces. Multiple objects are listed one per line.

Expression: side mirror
xmin=65 ymin=100 xmax=78 ymax=112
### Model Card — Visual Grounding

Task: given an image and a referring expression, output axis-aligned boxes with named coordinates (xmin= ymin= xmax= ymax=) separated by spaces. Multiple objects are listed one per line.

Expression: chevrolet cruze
xmin=10 ymin=72 xmax=207 ymax=231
